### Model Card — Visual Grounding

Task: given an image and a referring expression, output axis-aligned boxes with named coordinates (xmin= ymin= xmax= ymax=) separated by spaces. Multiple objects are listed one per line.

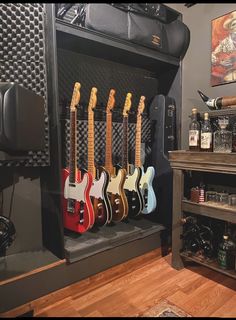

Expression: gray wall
xmin=168 ymin=3 xmax=236 ymax=149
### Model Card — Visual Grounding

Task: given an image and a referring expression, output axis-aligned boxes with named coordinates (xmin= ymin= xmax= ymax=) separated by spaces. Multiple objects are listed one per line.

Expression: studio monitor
xmin=0 ymin=82 xmax=45 ymax=152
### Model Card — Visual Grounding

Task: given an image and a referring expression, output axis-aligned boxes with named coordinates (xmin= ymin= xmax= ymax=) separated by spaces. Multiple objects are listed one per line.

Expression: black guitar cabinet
xmin=149 ymin=95 xmax=176 ymax=233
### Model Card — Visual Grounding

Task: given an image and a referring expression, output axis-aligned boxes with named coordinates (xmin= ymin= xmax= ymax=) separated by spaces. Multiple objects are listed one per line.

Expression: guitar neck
xmin=105 ymin=112 xmax=113 ymax=174
xmin=69 ymin=109 xmax=77 ymax=183
xmin=88 ymin=110 xmax=96 ymax=178
xmin=135 ymin=115 xmax=142 ymax=168
xmin=122 ymin=116 xmax=129 ymax=171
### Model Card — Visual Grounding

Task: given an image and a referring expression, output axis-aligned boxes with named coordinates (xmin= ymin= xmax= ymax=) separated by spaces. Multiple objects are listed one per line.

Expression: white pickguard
xmin=90 ymin=171 xmax=106 ymax=199
xmin=64 ymin=174 xmax=88 ymax=202
xmin=107 ymin=169 xmax=123 ymax=195
xmin=124 ymin=168 xmax=139 ymax=191
xmin=140 ymin=166 xmax=157 ymax=214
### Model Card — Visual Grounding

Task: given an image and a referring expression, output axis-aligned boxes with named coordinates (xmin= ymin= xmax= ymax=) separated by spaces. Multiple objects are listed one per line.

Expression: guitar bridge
xmin=79 ymin=201 xmax=84 ymax=224
xmin=67 ymin=198 xmax=76 ymax=214
xmin=144 ymin=189 xmax=148 ymax=206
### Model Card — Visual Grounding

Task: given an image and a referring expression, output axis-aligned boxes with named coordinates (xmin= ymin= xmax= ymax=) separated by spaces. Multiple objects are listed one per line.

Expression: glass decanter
xmin=213 ymin=117 xmax=232 ymax=153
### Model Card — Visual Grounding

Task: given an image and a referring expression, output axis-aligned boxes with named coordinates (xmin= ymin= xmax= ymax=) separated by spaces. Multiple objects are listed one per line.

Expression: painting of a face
xmin=211 ymin=11 xmax=236 ymax=86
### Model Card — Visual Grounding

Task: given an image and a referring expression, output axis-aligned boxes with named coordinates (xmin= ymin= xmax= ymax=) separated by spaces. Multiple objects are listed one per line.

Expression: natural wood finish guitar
xmin=105 ymin=89 xmax=128 ymax=222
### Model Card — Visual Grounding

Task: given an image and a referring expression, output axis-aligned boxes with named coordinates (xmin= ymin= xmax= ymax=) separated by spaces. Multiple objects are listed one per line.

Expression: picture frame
xmin=211 ymin=10 xmax=236 ymax=86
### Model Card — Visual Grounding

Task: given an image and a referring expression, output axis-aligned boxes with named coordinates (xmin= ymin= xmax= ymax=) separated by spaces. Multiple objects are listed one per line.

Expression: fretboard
xmin=122 ymin=116 xmax=129 ymax=171
xmin=135 ymin=115 xmax=142 ymax=167
xmin=69 ymin=110 xmax=76 ymax=183
xmin=105 ymin=112 xmax=113 ymax=174
xmin=88 ymin=110 xmax=96 ymax=178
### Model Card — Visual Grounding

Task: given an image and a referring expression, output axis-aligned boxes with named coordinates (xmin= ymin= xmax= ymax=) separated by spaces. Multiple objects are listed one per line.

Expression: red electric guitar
xmin=62 ymin=82 xmax=95 ymax=233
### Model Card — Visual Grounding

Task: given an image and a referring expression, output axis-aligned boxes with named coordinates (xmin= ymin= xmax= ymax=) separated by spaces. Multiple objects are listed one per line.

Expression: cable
xmin=0 ymin=191 xmax=3 ymax=216
xmin=8 ymin=176 xmax=16 ymax=221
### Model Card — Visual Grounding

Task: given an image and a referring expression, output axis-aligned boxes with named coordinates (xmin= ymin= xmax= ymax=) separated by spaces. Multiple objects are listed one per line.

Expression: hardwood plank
xmin=2 ymin=248 xmax=161 ymax=317
xmin=2 ymin=251 xmax=236 ymax=318
xmin=211 ymin=295 xmax=236 ymax=317
xmin=184 ymin=277 xmax=236 ymax=317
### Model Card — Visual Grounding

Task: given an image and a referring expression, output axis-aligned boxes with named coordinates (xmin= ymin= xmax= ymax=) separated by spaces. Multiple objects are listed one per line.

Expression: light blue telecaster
xmin=134 ymin=96 xmax=157 ymax=214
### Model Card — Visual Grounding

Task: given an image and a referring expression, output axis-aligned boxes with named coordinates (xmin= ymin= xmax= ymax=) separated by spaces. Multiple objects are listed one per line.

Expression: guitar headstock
xmin=137 ymin=96 xmax=145 ymax=117
xmin=106 ymin=89 xmax=116 ymax=114
xmin=88 ymin=87 xmax=98 ymax=112
xmin=70 ymin=82 xmax=81 ymax=112
xmin=122 ymin=93 xmax=132 ymax=116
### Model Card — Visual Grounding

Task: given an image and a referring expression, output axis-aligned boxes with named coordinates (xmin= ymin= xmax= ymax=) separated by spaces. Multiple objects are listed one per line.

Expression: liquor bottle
xmin=213 ymin=117 xmax=232 ymax=153
xmin=232 ymin=122 xmax=236 ymax=152
xmin=189 ymin=108 xmax=200 ymax=151
xmin=217 ymin=234 xmax=236 ymax=270
xmin=200 ymin=112 xmax=212 ymax=152
xmin=199 ymin=183 xmax=205 ymax=203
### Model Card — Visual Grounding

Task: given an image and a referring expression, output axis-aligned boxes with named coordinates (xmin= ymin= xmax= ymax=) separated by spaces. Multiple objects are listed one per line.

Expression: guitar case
xmin=82 ymin=3 xmax=190 ymax=59
xmin=149 ymin=94 xmax=176 ymax=230
xmin=57 ymin=3 xmax=190 ymax=59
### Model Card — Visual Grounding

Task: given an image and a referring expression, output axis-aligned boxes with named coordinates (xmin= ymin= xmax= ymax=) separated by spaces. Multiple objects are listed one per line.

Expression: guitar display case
xmin=1 ymin=2 xmax=185 ymax=314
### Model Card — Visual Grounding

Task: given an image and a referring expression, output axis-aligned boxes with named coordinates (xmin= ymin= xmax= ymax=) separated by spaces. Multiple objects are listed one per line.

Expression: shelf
xmin=182 ymin=200 xmax=236 ymax=224
xmin=180 ymin=251 xmax=236 ymax=280
xmin=64 ymin=217 xmax=165 ymax=263
xmin=169 ymin=150 xmax=236 ymax=174
xmin=200 ymin=108 xmax=236 ymax=118
xmin=55 ymin=19 xmax=180 ymax=72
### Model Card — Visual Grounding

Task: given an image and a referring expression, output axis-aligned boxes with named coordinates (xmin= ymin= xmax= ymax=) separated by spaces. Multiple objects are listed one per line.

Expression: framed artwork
xmin=211 ymin=10 xmax=236 ymax=86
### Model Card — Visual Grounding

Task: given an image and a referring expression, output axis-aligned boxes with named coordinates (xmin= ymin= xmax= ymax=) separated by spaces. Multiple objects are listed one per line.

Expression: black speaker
xmin=149 ymin=94 xmax=176 ymax=229
xmin=0 ymin=82 xmax=45 ymax=152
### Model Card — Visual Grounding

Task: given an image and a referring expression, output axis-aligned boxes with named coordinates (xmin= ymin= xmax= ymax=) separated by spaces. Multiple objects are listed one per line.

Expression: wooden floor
xmin=2 ymin=249 xmax=236 ymax=317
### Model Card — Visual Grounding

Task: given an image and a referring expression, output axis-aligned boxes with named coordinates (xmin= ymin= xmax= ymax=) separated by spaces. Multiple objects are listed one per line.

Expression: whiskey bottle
xmin=200 ymin=112 xmax=212 ymax=152
xmin=213 ymin=117 xmax=232 ymax=153
xmin=189 ymin=108 xmax=200 ymax=151
xmin=217 ymin=234 xmax=236 ymax=270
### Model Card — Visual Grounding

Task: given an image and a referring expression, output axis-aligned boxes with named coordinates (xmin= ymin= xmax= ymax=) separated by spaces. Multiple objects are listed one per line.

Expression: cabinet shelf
xmin=169 ymin=150 xmax=236 ymax=174
xmin=182 ymin=200 xmax=236 ymax=224
xmin=170 ymin=150 xmax=236 ymax=277
xmin=180 ymin=251 xmax=236 ymax=280
xmin=55 ymin=19 xmax=180 ymax=72
xmin=200 ymin=108 xmax=236 ymax=118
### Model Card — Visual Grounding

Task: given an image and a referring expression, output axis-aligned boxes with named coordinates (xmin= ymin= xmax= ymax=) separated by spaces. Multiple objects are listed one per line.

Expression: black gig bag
xmin=84 ymin=3 xmax=129 ymax=41
xmin=57 ymin=3 xmax=190 ymax=59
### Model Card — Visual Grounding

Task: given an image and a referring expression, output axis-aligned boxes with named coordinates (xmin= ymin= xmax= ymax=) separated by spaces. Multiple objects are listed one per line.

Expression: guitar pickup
xmin=132 ymin=197 xmax=136 ymax=201
xmin=115 ymin=199 xmax=120 ymax=204
xmin=69 ymin=183 xmax=76 ymax=188
xmin=132 ymin=205 xmax=136 ymax=209
xmin=115 ymin=209 xmax=120 ymax=213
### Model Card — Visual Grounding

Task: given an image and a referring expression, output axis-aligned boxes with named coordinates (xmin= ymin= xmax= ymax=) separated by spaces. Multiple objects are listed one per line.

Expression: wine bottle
xmin=189 ymin=108 xmax=200 ymax=151
xmin=200 ymin=112 xmax=212 ymax=152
